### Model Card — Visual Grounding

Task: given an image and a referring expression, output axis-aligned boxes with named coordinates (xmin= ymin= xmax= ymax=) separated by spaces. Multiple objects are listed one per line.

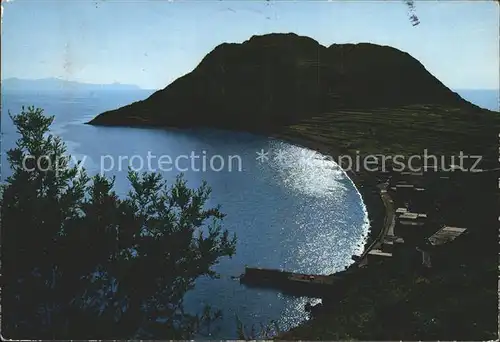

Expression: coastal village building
xmin=428 ymin=226 xmax=468 ymax=246
xmin=414 ymin=226 xmax=468 ymax=268
xmin=357 ymin=166 xmax=460 ymax=271
xmin=396 ymin=207 xmax=408 ymax=214
xmin=400 ymin=171 xmax=424 ymax=176
xmin=397 ymin=211 xmax=427 ymax=226
xmin=367 ymin=249 xmax=392 ymax=258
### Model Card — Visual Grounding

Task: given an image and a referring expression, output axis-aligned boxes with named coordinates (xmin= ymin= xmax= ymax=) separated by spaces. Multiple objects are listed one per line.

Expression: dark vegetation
xmin=1 ymin=107 xmax=236 ymax=339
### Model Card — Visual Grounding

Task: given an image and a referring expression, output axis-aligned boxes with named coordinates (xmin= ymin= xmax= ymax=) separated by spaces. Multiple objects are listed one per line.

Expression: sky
xmin=1 ymin=0 xmax=499 ymax=90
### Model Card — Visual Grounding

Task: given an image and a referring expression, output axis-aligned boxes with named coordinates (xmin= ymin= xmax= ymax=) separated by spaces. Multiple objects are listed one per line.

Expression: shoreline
xmin=87 ymin=120 xmax=386 ymax=268
xmin=271 ymin=131 xmax=386 ymax=268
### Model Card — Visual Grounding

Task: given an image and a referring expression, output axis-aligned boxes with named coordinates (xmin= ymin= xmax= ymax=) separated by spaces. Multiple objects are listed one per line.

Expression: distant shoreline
xmin=0 ymin=77 xmax=151 ymax=93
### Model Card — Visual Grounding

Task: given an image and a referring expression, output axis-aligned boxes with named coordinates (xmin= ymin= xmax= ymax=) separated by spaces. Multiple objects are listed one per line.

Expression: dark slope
xmin=87 ymin=33 xmax=475 ymax=131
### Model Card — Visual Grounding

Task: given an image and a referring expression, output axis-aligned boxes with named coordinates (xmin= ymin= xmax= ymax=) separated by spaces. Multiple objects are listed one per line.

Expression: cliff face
xmin=88 ymin=33 xmax=470 ymax=131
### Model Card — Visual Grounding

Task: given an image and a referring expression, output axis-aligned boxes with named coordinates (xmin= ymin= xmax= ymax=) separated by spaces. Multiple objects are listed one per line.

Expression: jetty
xmin=239 ymin=181 xmax=394 ymax=296
xmin=240 ymin=267 xmax=344 ymax=297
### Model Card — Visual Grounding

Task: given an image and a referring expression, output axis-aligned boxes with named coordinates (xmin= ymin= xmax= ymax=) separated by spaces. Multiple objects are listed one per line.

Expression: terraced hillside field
xmin=277 ymin=104 xmax=500 ymax=165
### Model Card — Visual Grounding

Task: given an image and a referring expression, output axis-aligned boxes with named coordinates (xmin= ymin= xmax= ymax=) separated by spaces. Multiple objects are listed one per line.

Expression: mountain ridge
xmin=87 ymin=32 xmax=484 ymax=130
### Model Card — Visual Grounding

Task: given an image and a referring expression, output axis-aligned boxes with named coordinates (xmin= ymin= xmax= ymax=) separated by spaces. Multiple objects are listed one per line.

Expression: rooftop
xmin=368 ymin=249 xmax=393 ymax=257
xmin=428 ymin=226 xmax=467 ymax=246
xmin=399 ymin=212 xmax=419 ymax=219
xmin=399 ymin=221 xmax=425 ymax=226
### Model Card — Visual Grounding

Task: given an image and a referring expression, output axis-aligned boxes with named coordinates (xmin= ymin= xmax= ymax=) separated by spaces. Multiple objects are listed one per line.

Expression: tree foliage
xmin=1 ymin=106 xmax=237 ymax=339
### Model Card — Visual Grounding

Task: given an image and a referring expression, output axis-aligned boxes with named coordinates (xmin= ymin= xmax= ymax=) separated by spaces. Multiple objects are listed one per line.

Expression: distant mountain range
xmin=1 ymin=77 xmax=142 ymax=92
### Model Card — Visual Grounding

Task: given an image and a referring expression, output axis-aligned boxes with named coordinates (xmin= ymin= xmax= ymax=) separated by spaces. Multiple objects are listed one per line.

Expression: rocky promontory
xmin=87 ymin=33 xmax=477 ymax=131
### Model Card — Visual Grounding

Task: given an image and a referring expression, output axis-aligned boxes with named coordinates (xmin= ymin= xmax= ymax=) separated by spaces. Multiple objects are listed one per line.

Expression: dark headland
xmin=87 ymin=33 xmax=500 ymax=340
xmin=88 ymin=32 xmax=482 ymax=130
